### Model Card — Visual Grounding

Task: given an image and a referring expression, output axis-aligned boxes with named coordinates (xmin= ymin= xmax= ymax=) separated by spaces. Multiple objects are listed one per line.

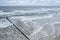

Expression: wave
xmin=0 ymin=18 xmax=12 ymax=28
xmin=0 ymin=8 xmax=57 ymax=17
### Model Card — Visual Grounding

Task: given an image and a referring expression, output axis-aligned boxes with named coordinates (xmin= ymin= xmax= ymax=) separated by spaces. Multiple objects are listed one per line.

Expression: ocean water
xmin=0 ymin=6 xmax=60 ymax=12
xmin=0 ymin=6 xmax=60 ymax=28
xmin=0 ymin=6 xmax=60 ymax=17
xmin=0 ymin=6 xmax=60 ymax=40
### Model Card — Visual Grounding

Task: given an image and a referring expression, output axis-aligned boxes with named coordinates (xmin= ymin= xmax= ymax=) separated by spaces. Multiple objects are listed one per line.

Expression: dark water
xmin=0 ymin=6 xmax=60 ymax=12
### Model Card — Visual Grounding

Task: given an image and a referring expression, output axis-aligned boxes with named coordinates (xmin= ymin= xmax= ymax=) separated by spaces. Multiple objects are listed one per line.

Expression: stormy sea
xmin=0 ymin=6 xmax=60 ymax=40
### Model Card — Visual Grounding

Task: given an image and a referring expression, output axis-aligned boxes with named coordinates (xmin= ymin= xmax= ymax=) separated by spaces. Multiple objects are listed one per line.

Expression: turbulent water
xmin=0 ymin=6 xmax=60 ymax=40
xmin=0 ymin=6 xmax=60 ymax=17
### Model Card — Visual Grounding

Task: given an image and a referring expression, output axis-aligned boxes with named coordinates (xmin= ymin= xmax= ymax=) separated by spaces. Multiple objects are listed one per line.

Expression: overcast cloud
xmin=0 ymin=0 xmax=60 ymax=6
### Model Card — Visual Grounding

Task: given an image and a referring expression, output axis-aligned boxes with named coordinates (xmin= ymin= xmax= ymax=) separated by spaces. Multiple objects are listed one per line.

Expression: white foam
xmin=0 ymin=18 xmax=12 ymax=28
xmin=0 ymin=8 xmax=58 ymax=17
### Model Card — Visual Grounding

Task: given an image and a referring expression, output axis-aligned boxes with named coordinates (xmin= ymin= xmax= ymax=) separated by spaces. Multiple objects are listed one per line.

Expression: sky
xmin=0 ymin=0 xmax=60 ymax=6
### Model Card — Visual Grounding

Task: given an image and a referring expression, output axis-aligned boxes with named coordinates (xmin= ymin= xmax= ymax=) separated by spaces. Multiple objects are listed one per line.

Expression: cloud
xmin=0 ymin=0 xmax=60 ymax=6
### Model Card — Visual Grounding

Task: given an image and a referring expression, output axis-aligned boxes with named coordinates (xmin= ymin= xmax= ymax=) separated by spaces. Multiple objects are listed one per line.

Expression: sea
xmin=0 ymin=6 xmax=60 ymax=12
xmin=0 ymin=6 xmax=60 ymax=17
xmin=0 ymin=6 xmax=60 ymax=40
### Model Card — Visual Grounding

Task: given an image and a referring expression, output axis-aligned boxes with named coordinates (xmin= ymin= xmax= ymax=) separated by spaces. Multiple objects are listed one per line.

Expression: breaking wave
xmin=0 ymin=8 xmax=58 ymax=18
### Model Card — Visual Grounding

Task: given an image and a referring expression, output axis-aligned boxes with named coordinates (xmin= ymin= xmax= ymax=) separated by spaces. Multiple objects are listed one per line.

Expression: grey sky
xmin=0 ymin=0 xmax=60 ymax=6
